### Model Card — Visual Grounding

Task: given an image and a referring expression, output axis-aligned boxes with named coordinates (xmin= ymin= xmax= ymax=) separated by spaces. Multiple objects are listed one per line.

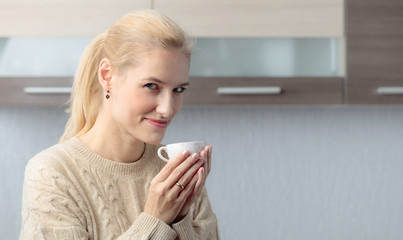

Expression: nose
xmin=156 ymin=91 xmax=175 ymax=119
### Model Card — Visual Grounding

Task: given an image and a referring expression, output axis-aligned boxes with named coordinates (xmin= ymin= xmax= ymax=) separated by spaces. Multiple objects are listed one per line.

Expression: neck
xmin=79 ymin=112 xmax=145 ymax=164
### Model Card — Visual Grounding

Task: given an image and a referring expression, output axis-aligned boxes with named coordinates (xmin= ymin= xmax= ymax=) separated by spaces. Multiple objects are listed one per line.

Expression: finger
xmin=154 ymin=150 xmax=190 ymax=182
xmin=207 ymin=146 xmax=212 ymax=174
xmin=175 ymin=157 xmax=204 ymax=191
xmin=191 ymin=167 xmax=205 ymax=201
xmin=177 ymin=167 xmax=200 ymax=200
xmin=181 ymin=147 xmax=208 ymax=192
xmin=199 ymin=147 xmax=210 ymax=176
xmin=200 ymin=149 xmax=209 ymax=178
xmin=165 ymin=152 xmax=200 ymax=188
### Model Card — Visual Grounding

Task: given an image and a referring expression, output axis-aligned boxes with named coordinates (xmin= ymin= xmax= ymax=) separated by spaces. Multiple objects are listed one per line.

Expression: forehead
xmin=144 ymin=48 xmax=189 ymax=63
xmin=124 ymin=48 xmax=190 ymax=83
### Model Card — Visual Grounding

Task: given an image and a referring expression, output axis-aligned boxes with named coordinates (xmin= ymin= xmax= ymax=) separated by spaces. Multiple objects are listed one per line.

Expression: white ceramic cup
xmin=157 ymin=141 xmax=206 ymax=162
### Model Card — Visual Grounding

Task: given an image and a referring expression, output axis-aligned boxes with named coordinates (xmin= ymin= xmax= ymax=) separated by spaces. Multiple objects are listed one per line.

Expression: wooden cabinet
xmin=184 ymin=77 xmax=343 ymax=105
xmin=0 ymin=0 xmax=150 ymax=36
xmin=154 ymin=0 xmax=344 ymax=37
xmin=347 ymin=0 xmax=403 ymax=104
xmin=0 ymin=76 xmax=343 ymax=106
xmin=0 ymin=77 xmax=72 ymax=106
xmin=0 ymin=0 xmax=344 ymax=38
xmin=154 ymin=0 xmax=345 ymax=105
xmin=0 ymin=1 xmax=345 ymax=106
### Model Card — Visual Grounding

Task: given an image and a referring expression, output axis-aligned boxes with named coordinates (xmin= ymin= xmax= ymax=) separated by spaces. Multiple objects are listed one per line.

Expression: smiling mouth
xmin=146 ymin=118 xmax=169 ymax=128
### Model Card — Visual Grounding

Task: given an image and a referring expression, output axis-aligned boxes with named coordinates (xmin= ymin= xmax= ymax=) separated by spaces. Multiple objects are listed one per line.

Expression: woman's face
xmin=107 ymin=48 xmax=190 ymax=144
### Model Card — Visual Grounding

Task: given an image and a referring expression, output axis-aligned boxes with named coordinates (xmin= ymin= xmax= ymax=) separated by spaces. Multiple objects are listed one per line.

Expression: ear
xmin=98 ymin=58 xmax=113 ymax=91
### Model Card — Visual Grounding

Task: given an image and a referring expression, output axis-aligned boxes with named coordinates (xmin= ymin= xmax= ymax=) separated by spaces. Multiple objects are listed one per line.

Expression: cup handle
xmin=157 ymin=146 xmax=169 ymax=162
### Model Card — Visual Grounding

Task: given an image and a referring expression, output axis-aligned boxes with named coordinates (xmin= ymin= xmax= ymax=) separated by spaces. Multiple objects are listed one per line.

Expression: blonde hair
xmin=60 ymin=10 xmax=193 ymax=142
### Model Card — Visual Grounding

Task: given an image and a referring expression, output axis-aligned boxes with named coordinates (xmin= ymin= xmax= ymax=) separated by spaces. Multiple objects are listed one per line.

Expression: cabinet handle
xmin=24 ymin=87 xmax=72 ymax=94
xmin=217 ymin=86 xmax=282 ymax=95
xmin=376 ymin=87 xmax=403 ymax=95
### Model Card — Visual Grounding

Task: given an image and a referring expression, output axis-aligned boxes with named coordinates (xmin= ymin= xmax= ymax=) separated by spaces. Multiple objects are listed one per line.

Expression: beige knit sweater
xmin=19 ymin=137 xmax=220 ymax=240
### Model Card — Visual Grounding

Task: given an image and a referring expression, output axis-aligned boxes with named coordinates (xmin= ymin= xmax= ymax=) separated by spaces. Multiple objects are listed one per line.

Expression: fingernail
xmin=192 ymin=153 xmax=199 ymax=160
xmin=182 ymin=150 xmax=189 ymax=156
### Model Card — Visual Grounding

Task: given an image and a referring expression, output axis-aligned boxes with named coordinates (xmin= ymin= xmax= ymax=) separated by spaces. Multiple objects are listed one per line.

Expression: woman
xmin=20 ymin=9 xmax=220 ymax=239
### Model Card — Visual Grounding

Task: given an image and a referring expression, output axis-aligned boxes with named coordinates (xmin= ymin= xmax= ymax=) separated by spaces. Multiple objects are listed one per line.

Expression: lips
xmin=146 ymin=118 xmax=169 ymax=128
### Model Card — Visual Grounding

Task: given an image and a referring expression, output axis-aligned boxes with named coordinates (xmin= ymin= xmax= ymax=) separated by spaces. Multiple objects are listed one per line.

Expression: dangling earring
xmin=106 ymin=90 xmax=110 ymax=99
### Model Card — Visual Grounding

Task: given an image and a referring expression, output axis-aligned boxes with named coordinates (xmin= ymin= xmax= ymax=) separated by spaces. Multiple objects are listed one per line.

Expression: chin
xmin=143 ymin=134 xmax=165 ymax=145
xmin=146 ymin=139 xmax=163 ymax=145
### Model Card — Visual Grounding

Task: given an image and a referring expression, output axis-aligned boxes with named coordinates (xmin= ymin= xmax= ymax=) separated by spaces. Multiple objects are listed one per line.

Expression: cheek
xmin=173 ymin=96 xmax=183 ymax=116
xmin=135 ymin=98 xmax=156 ymax=113
xmin=128 ymin=91 xmax=158 ymax=115
xmin=111 ymin=88 xmax=153 ymax=119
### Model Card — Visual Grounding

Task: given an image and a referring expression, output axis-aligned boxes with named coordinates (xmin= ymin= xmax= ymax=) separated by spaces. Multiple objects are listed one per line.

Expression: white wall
xmin=1 ymin=105 xmax=403 ymax=239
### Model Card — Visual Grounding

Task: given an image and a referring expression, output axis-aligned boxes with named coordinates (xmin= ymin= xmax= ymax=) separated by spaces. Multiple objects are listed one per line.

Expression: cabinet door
xmin=154 ymin=0 xmax=344 ymax=37
xmin=184 ymin=77 xmax=343 ymax=105
xmin=0 ymin=77 xmax=72 ymax=106
xmin=347 ymin=0 xmax=403 ymax=104
xmin=0 ymin=0 xmax=150 ymax=36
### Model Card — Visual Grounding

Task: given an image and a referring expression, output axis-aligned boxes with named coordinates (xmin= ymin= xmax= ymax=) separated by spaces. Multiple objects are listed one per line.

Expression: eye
xmin=173 ymin=87 xmax=187 ymax=94
xmin=144 ymin=83 xmax=159 ymax=90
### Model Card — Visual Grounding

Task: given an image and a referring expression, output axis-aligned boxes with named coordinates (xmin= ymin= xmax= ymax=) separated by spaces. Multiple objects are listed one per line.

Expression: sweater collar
xmin=67 ymin=137 xmax=159 ymax=178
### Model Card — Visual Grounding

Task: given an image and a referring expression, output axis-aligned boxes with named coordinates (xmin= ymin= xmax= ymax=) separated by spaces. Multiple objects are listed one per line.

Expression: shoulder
xmin=21 ymin=140 xmax=89 ymax=237
xmin=25 ymin=139 xmax=78 ymax=180
xmin=22 ymin=139 xmax=85 ymax=209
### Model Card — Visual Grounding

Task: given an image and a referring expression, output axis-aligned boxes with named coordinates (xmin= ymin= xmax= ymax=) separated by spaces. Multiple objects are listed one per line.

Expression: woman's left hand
xmin=174 ymin=145 xmax=212 ymax=222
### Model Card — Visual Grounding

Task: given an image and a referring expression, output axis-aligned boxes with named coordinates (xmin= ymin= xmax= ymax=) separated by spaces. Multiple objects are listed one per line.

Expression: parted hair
xmin=60 ymin=9 xmax=193 ymax=142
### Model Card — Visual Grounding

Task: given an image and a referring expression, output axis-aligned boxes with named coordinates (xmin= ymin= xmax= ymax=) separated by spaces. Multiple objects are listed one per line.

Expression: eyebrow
xmin=143 ymin=77 xmax=190 ymax=87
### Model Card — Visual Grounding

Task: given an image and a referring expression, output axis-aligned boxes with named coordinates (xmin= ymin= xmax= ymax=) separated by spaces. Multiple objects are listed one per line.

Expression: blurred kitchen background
xmin=1 ymin=0 xmax=403 ymax=239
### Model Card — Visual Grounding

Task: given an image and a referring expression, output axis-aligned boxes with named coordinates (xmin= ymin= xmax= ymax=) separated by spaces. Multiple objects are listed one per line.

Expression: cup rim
xmin=166 ymin=141 xmax=206 ymax=147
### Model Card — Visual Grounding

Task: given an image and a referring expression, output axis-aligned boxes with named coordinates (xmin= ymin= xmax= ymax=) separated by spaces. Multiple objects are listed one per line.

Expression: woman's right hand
xmin=144 ymin=149 xmax=204 ymax=224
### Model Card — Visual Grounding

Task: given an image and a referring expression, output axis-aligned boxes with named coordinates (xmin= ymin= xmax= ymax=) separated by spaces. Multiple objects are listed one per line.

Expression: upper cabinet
xmin=0 ymin=1 xmax=347 ymax=106
xmin=154 ymin=0 xmax=344 ymax=37
xmin=0 ymin=0 xmax=344 ymax=37
xmin=0 ymin=37 xmax=92 ymax=106
xmin=0 ymin=0 xmax=150 ymax=106
xmin=0 ymin=0 xmax=150 ymax=36
xmin=183 ymin=38 xmax=344 ymax=105
xmin=347 ymin=0 xmax=403 ymax=104
xmin=154 ymin=0 xmax=345 ymax=105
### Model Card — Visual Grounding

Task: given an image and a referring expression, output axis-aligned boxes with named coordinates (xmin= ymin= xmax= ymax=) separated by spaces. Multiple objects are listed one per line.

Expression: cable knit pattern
xmin=19 ymin=137 xmax=220 ymax=240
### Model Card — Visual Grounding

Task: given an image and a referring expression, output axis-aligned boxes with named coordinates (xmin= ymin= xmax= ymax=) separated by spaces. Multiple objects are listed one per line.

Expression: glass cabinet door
xmin=190 ymin=38 xmax=344 ymax=78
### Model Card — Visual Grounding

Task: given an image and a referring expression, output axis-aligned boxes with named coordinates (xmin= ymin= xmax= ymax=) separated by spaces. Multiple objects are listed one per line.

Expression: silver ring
xmin=175 ymin=182 xmax=184 ymax=189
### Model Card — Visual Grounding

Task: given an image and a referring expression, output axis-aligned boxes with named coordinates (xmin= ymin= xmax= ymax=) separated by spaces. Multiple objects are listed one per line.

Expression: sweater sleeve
xmin=19 ymin=154 xmax=177 ymax=240
xmin=171 ymin=188 xmax=220 ymax=240
xmin=19 ymin=156 xmax=90 ymax=240
xmin=118 ymin=213 xmax=177 ymax=240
